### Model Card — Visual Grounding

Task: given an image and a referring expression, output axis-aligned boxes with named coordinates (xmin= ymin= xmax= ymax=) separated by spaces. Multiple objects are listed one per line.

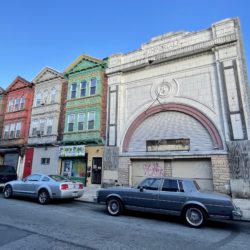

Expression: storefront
xmin=59 ymin=145 xmax=87 ymax=185
xmin=0 ymin=148 xmax=20 ymax=170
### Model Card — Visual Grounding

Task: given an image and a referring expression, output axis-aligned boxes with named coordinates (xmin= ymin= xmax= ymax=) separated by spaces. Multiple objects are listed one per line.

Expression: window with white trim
xmin=4 ymin=124 xmax=9 ymax=139
xmin=41 ymin=158 xmax=50 ymax=165
xmin=71 ymin=83 xmax=77 ymax=99
xmin=90 ymin=78 xmax=96 ymax=95
xmin=80 ymin=81 xmax=87 ymax=97
xmin=43 ymin=90 xmax=49 ymax=104
xmin=51 ymin=88 xmax=56 ymax=104
xmin=39 ymin=119 xmax=46 ymax=136
xmin=9 ymin=123 xmax=15 ymax=138
xmin=78 ymin=113 xmax=85 ymax=131
xmin=14 ymin=97 xmax=19 ymax=111
xmin=20 ymin=96 xmax=25 ymax=110
xmin=87 ymin=111 xmax=96 ymax=130
xmin=68 ymin=114 xmax=75 ymax=132
xmin=8 ymin=99 xmax=14 ymax=112
xmin=32 ymin=120 xmax=38 ymax=136
xmin=15 ymin=122 xmax=21 ymax=138
xmin=47 ymin=118 xmax=53 ymax=135
xmin=36 ymin=92 xmax=41 ymax=106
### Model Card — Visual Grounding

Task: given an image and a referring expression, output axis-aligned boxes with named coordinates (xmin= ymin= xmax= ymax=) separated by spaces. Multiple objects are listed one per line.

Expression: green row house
xmin=59 ymin=55 xmax=107 ymax=186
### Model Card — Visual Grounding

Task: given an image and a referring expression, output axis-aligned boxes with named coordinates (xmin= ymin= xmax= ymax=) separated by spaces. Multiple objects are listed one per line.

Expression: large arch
xmin=122 ymin=103 xmax=223 ymax=152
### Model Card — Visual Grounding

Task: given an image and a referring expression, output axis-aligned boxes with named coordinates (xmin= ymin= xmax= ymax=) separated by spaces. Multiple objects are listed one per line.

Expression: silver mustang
xmin=97 ymin=177 xmax=242 ymax=228
xmin=3 ymin=174 xmax=84 ymax=204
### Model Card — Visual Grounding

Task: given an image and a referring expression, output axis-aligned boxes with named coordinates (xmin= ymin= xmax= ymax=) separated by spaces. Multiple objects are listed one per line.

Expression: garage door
xmin=172 ymin=159 xmax=213 ymax=191
xmin=131 ymin=160 xmax=165 ymax=186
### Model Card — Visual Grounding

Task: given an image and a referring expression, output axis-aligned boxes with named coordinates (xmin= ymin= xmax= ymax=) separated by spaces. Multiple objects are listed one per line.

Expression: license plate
xmin=72 ymin=192 xmax=78 ymax=197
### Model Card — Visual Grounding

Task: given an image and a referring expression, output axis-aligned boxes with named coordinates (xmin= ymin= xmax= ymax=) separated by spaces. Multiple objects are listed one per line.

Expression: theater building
xmin=104 ymin=18 xmax=250 ymax=193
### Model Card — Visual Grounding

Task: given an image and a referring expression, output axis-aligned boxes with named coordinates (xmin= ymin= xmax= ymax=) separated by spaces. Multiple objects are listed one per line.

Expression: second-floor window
xmin=15 ymin=122 xmax=21 ymax=138
xmin=43 ymin=90 xmax=49 ymax=104
xmin=68 ymin=114 xmax=75 ymax=132
xmin=51 ymin=88 xmax=56 ymax=104
xmin=39 ymin=119 xmax=46 ymax=136
xmin=14 ymin=98 xmax=19 ymax=111
xmin=20 ymin=96 xmax=25 ymax=110
xmin=47 ymin=118 xmax=53 ymax=135
xmin=9 ymin=123 xmax=15 ymax=138
xmin=80 ymin=81 xmax=87 ymax=97
xmin=90 ymin=78 xmax=96 ymax=95
xmin=78 ymin=113 xmax=85 ymax=131
xmin=87 ymin=111 xmax=96 ymax=130
xmin=71 ymin=83 xmax=77 ymax=99
xmin=4 ymin=125 xmax=9 ymax=139
xmin=32 ymin=120 xmax=38 ymax=136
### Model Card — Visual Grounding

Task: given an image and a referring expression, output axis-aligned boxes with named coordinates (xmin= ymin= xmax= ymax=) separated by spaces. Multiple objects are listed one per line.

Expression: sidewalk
xmin=77 ymin=186 xmax=250 ymax=221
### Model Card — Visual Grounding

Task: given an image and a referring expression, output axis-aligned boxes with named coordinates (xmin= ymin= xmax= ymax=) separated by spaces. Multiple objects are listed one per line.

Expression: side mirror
xmin=139 ymin=186 xmax=144 ymax=192
xmin=22 ymin=177 xmax=27 ymax=182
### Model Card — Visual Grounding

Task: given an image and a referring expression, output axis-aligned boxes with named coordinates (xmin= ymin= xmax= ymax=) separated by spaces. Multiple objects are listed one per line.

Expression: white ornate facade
xmin=105 ymin=18 xmax=250 ymax=193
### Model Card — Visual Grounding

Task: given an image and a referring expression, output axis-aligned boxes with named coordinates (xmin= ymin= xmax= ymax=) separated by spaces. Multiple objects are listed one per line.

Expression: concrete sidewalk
xmin=77 ymin=186 xmax=250 ymax=221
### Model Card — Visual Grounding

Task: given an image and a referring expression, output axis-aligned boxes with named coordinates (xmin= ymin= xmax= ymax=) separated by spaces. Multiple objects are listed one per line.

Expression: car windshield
xmin=193 ymin=180 xmax=200 ymax=190
xmin=49 ymin=175 xmax=70 ymax=182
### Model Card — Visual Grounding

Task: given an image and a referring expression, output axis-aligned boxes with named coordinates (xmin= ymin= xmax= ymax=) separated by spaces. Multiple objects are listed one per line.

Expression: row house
xmin=24 ymin=67 xmax=66 ymax=177
xmin=0 ymin=88 xmax=7 ymax=164
xmin=104 ymin=18 xmax=250 ymax=194
xmin=59 ymin=55 xmax=107 ymax=186
xmin=0 ymin=77 xmax=33 ymax=179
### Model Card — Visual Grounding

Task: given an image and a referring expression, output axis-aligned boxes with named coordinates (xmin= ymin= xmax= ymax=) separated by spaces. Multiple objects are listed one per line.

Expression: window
xmin=80 ymin=81 xmax=87 ymax=97
xmin=26 ymin=174 xmax=41 ymax=181
xmin=41 ymin=158 xmax=50 ymax=165
xmin=162 ymin=179 xmax=179 ymax=192
xmin=39 ymin=119 xmax=46 ymax=136
xmin=51 ymin=88 xmax=56 ymax=104
xmin=20 ymin=96 xmax=25 ymax=110
xmin=87 ymin=111 xmax=95 ymax=130
xmin=14 ymin=97 xmax=19 ymax=111
xmin=8 ymin=99 xmax=14 ymax=112
xmin=31 ymin=120 xmax=38 ymax=136
xmin=43 ymin=90 xmax=49 ymax=104
xmin=4 ymin=124 xmax=9 ymax=139
xmin=139 ymin=178 xmax=161 ymax=191
xmin=90 ymin=78 xmax=96 ymax=95
xmin=47 ymin=118 xmax=53 ymax=135
xmin=42 ymin=176 xmax=50 ymax=181
xmin=78 ymin=113 xmax=85 ymax=131
xmin=15 ymin=122 xmax=21 ymax=138
xmin=68 ymin=114 xmax=75 ymax=132
xmin=9 ymin=123 xmax=15 ymax=138
xmin=36 ymin=92 xmax=41 ymax=106
xmin=71 ymin=83 xmax=77 ymax=99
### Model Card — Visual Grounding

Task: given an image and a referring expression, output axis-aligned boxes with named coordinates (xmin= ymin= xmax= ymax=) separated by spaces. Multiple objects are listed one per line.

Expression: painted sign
xmin=59 ymin=145 xmax=85 ymax=157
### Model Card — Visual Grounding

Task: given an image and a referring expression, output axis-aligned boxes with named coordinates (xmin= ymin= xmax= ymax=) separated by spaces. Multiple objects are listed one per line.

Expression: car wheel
xmin=4 ymin=185 xmax=12 ymax=199
xmin=184 ymin=206 xmax=205 ymax=228
xmin=38 ymin=190 xmax=50 ymax=205
xmin=107 ymin=197 xmax=123 ymax=216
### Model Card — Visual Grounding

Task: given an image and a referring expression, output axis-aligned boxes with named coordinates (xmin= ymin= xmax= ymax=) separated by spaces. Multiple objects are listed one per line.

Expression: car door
xmin=158 ymin=179 xmax=187 ymax=214
xmin=127 ymin=178 xmax=162 ymax=209
xmin=15 ymin=174 xmax=42 ymax=197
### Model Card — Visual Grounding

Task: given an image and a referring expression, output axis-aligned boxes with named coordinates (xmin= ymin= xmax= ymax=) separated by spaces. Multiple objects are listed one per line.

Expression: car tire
xmin=4 ymin=185 xmax=12 ymax=199
xmin=107 ymin=197 xmax=123 ymax=216
xmin=184 ymin=206 xmax=206 ymax=228
xmin=38 ymin=190 xmax=50 ymax=205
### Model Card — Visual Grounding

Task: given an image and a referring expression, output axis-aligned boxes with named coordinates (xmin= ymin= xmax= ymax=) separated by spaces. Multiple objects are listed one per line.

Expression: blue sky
xmin=0 ymin=0 xmax=249 ymax=89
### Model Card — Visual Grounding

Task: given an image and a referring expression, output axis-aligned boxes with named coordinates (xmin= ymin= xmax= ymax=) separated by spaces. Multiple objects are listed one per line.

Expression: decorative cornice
xmin=106 ymin=34 xmax=237 ymax=75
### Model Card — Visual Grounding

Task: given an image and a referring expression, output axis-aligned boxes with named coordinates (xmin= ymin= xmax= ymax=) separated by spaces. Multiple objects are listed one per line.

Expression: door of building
xmin=91 ymin=157 xmax=102 ymax=184
xmin=23 ymin=148 xmax=34 ymax=178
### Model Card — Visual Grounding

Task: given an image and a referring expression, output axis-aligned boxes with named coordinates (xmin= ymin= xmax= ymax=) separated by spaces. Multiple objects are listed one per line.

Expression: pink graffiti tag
xmin=143 ymin=162 xmax=164 ymax=176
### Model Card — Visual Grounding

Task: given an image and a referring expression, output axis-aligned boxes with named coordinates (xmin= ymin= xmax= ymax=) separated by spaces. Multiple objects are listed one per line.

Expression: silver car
xmin=97 ymin=177 xmax=242 ymax=228
xmin=3 ymin=174 xmax=84 ymax=204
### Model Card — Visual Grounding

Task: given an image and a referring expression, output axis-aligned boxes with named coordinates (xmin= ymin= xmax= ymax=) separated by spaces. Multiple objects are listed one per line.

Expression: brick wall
xmin=118 ymin=156 xmax=130 ymax=185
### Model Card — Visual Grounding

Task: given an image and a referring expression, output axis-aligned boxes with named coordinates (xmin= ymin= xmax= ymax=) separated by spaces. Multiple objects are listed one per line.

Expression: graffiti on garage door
xmin=143 ymin=162 xmax=164 ymax=176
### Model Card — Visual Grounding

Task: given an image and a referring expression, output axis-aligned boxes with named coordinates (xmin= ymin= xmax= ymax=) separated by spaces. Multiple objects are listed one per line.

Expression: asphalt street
xmin=0 ymin=193 xmax=250 ymax=250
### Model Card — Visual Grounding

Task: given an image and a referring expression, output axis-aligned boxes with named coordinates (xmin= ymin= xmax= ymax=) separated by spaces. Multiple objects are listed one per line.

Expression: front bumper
xmin=232 ymin=207 xmax=242 ymax=220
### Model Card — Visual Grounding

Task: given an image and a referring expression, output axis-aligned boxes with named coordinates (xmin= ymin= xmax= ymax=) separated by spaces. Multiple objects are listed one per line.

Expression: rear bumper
xmin=60 ymin=190 xmax=84 ymax=199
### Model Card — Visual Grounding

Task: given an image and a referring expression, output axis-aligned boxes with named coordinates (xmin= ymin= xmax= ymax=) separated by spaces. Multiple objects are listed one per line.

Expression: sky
xmin=0 ymin=0 xmax=249 ymax=89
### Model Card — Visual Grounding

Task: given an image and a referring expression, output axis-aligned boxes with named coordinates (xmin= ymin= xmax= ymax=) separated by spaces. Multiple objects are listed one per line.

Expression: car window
xmin=178 ymin=180 xmax=184 ymax=192
xmin=27 ymin=174 xmax=41 ymax=181
xmin=162 ymin=179 xmax=179 ymax=192
xmin=49 ymin=175 xmax=69 ymax=182
xmin=42 ymin=177 xmax=50 ymax=181
xmin=140 ymin=178 xmax=161 ymax=191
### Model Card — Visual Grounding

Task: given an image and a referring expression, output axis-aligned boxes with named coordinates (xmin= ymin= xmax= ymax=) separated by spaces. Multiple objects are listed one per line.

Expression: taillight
xmin=79 ymin=184 xmax=84 ymax=189
xmin=60 ymin=184 xmax=69 ymax=190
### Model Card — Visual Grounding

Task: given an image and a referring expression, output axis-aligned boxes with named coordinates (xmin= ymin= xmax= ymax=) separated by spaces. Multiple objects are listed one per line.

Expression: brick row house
xmin=0 ymin=88 xmax=7 ymax=164
xmin=0 ymin=77 xmax=34 ymax=179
